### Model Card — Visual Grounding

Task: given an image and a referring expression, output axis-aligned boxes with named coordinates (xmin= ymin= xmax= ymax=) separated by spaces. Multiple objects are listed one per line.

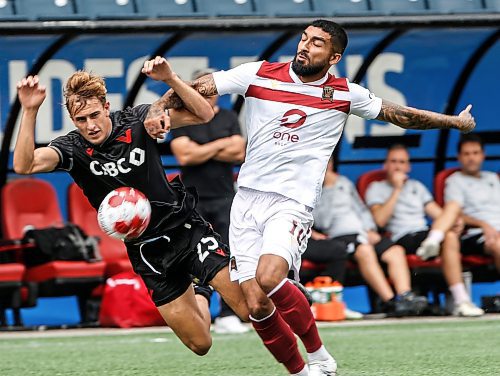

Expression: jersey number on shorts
xmin=290 ymin=220 xmax=310 ymax=247
xmin=197 ymin=236 xmax=218 ymax=263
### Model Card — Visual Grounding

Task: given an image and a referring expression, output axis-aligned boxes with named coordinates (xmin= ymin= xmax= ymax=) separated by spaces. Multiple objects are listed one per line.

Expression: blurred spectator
xmin=445 ymin=134 xmax=500 ymax=273
xmin=366 ymin=144 xmax=484 ymax=317
xmin=170 ymin=68 xmax=247 ymax=334
xmin=304 ymin=158 xmax=427 ymax=317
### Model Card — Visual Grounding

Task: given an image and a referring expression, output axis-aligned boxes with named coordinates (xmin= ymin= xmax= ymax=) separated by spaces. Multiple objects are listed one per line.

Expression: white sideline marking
xmin=0 ymin=314 xmax=498 ymax=340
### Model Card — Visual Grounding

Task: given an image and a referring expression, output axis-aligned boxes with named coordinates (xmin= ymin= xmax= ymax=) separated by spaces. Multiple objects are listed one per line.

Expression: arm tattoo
xmin=376 ymin=100 xmax=459 ymax=130
xmin=192 ymin=74 xmax=218 ymax=97
xmin=149 ymin=74 xmax=218 ymax=114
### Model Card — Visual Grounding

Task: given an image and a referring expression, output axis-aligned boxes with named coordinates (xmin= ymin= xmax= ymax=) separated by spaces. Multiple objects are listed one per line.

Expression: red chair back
xmin=67 ymin=183 xmax=127 ymax=263
xmin=356 ymin=170 xmax=387 ymax=201
xmin=434 ymin=167 xmax=460 ymax=206
xmin=1 ymin=178 xmax=63 ymax=239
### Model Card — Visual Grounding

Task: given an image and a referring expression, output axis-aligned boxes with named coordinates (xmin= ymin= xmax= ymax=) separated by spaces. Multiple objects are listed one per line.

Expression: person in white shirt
xmin=366 ymin=144 xmax=484 ymax=317
xmin=306 ymin=158 xmax=427 ymax=317
xmin=145 ymin=19 xmax=476 ymax=376
xmin=445 ymin=134 xmax=500 ymax=273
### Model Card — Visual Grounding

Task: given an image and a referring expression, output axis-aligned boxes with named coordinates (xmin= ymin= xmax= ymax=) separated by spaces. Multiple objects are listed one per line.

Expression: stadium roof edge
xmin=0 ymin=14 xmax=499 ymax=33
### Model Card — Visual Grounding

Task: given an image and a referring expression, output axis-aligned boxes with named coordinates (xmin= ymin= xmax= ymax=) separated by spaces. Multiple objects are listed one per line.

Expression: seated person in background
xmin=445 ymin=134 xmax=500 ymax=274
xmin=303 ymin=158 xmax=427 ymax=317
xmin=366 ymin=144 xmax=484 ymax=317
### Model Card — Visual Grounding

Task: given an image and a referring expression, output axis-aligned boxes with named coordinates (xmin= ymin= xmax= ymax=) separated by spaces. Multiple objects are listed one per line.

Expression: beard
xmin=291 ymin=54 xmax=328 ymax=77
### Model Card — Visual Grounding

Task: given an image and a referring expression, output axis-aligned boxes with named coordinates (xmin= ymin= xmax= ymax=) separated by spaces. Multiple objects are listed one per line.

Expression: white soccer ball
xmin=97 ymin=187 xmax=151 ymax=240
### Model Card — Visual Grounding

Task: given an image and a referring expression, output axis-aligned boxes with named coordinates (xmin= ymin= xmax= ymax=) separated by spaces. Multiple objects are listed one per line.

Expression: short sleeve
xmin=444 ymin=175 xmax=465 ymax=206
xmin=170 ymin=126 xmax=191 ymax=140
xmin=212 ymin=61 xmax=263 ymax=96
xmin=48 ymin=133 xmax=75 ymax=171
xmin=129 ymin=104 xmax=151 ymax=123
xmin=348 ymin=81 xmax=383 ymax=119
xmin=416 ymin=181 xmax=434 ymax=205
xmin=365 ymin=182 xmax=385 ymax=207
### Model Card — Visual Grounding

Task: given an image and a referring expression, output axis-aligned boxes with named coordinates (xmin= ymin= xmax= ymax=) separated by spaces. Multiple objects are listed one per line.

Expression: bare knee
xmin=255 ymin=256 xmax=289 ymax=294
xmin=381 ymin=245 xmax=405 ymax=263
xmin=354 ymin=244 xmax=376 ymax=264
xmin=187 ymin=337 xmax=212 ymax=356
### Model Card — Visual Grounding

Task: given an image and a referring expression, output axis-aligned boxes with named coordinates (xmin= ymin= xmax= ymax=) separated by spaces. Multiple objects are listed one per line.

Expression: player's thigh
xmin=261 ymin=211 xmax=313 ymax=275
xmin=229 ymin=196 xmax=264 ymax=283
xmin=209 ymin=265 xmax=249 ymax=321
xmin=157 ymin=285 xmax=212 ymax=355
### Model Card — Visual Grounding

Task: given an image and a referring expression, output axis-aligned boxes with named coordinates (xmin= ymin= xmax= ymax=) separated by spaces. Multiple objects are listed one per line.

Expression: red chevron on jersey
xmin=117 ymin=129 xmax=132 ymax=144
xmin=256 ymin=61 xmax=294 ymax=82
xmin=246 ymin=85 xmax=350 ymax=113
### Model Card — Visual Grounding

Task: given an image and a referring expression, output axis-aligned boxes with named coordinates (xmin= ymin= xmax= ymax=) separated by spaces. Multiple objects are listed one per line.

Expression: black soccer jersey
xmin=49 ymin=104 xmax=197 ymax=241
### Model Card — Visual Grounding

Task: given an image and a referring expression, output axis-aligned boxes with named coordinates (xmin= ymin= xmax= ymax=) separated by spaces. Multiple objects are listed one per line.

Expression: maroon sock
xmin=269 ymin=279 xmax=322 ymax=353
xmin=251 ymin=308 xmax=305 ymax=374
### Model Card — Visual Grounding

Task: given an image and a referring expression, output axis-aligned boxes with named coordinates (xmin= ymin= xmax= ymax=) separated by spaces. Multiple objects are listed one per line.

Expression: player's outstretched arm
xmin=13 ymin=75 xmax=60 ymax=174
xmin=142 ymin=57 xmax=214 ymax=139
xmin=376 ymin=100 xmax=475 ymax=133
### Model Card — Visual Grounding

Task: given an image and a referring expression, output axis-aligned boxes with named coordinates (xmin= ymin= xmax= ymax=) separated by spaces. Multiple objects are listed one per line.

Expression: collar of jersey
xmin=288 ymin=63 xmax=330 ymax=86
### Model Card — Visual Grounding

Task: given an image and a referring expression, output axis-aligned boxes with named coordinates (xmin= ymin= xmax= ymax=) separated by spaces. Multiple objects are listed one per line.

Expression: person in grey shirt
xmin=445 ymin=134 xmax=500 ymax=273
xmin=304 ymin=158 xmax=427 ymax=316
xmin=366 ymin=144 xmax=484 ymax=317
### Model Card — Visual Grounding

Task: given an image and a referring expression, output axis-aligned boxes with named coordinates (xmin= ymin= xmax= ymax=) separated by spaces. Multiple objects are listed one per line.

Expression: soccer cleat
xmin=288 ymin=279 xmax=313 ymax=306
xmin=309 ymin=355 xmax=337 ymax=376
xmin=397 ymin=291 xmax=428 ymax=316
xmin=213 ymin=315 xmax=250 ymax=334
xmin=383 ymin=291 xmax=428 ymax=317
xmin=416 ymin=238 xmax=441 ymax=260
xmin=453 ymin=301 xmax=484 ymax=317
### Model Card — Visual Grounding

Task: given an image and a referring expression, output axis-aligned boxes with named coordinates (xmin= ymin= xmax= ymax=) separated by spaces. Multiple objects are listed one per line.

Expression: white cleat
xmin=309 ymin=356 xmax=337 ymax=376
xmin=416 ymin=238 xmax=440 ymax=260
xmin=453 ymin=301 xmax=485 ymax=317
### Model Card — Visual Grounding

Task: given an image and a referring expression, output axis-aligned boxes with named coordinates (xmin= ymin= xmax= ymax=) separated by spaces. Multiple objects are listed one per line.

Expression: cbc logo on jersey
xmin=90 ymin=147 xmax=145 ymax=176
xmin=273 ymin=109 xmax=307 ymax=145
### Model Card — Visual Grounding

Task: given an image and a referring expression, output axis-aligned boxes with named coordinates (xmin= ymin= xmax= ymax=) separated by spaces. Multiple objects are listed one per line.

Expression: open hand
xmin=17 ymin=75 xmax=46 ymax=110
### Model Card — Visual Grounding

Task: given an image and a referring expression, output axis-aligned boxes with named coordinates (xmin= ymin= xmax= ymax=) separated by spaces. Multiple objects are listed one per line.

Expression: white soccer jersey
xmin=213 ymin=61 xmax=382 ymax=208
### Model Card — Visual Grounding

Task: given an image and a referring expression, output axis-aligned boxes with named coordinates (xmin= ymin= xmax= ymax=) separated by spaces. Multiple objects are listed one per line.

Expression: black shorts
xmin=395 ymin=230 xmax=429 ymax=254
xmin=332 ymin=234 xmax=395 ymax=259
xmin=126 ymin=211 xmax=229 ymax=307
xmin=461 ymin=233 xmax=486 ymax=255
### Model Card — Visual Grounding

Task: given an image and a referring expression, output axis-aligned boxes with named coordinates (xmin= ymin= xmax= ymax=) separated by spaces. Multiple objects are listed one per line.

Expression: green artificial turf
xmin=0 ymin=318 xmax=499 ymax=375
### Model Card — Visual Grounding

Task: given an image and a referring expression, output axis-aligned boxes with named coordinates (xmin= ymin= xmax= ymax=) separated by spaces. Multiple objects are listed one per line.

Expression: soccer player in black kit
xmin=13 ymin=57 xmax=249 ymax=356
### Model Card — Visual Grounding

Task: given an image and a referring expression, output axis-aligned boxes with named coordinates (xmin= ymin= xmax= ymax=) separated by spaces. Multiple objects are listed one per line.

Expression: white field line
xmin=0 ymin=313 xmax=498 ymax=340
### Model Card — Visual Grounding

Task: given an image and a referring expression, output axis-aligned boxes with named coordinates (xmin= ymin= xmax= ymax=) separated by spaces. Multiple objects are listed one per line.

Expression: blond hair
xmin=64 ymin=71 xmax=107 ymax=117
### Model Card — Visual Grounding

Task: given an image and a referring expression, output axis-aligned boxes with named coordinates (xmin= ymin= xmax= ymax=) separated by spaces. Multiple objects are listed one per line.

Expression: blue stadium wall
xmin=1 ymin=28 xmax=499 ymax=219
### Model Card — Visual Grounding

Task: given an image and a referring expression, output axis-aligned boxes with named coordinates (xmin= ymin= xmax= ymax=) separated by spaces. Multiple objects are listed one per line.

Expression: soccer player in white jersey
xmin=366 ymin=144 xmax=484 ymax=317
xmin=445 ymin=134 xmax=500 ymax=273
xmin=146 ymin=19 xmax=476 ymax=376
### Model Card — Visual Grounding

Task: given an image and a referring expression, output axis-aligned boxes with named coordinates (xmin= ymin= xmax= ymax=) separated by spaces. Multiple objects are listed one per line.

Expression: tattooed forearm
xmin=376 ymin=100 xmax=474 ymax=132
xmin=191 ymin=74 xmax=218 ymax=97
xmin=151 ymin=74 xmax=218 ymax=112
